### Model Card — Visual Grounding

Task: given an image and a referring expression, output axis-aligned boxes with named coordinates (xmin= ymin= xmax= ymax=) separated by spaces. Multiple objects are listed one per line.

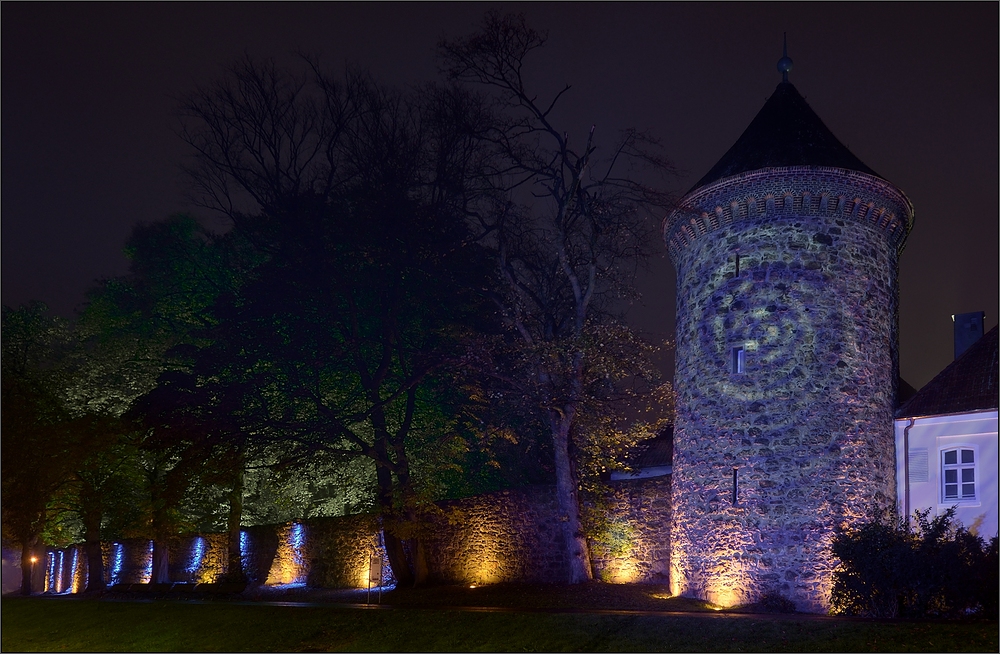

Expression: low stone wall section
xmin=7 ymin=479 xmax=672 ymax=593
xmin=424 ymin=486 xmax=570 ymax=584
xmin=589 ymin=476 xmax=672 ymax=584
xmin=304 ymin=514 xmax=384 ymax=588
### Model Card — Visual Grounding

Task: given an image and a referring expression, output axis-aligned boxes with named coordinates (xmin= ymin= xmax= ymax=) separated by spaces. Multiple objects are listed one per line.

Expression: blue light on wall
xmin=65 ymin=549 xmax=78 ymax=594
xmin=142 ymin=541 xmax=153 ymax=583
xmin=240 ymin=530 xmax=250 ymax=573
xmin=291 ymin=523 xmax=305 ymax=570
xmin=110 ymin=543 xmax=124 ymax=586
xmin=188 ymin=536 xmax=206 ymax=580
xmin=55 ymin=550 xmax=65 ymax=593
xmin=46 ymin=552 xmax=56 ymax=593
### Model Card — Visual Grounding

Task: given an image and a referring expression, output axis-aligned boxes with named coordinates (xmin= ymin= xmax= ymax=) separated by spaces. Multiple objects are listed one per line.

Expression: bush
xmin=831 ymin=508 xmax=998 ymax=618
xmin=757 ymin=589 xmax=798 ymax=614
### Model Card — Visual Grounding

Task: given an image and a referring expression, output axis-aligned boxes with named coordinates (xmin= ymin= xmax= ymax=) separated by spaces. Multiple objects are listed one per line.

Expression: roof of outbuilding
xmin=632 ymin=426 xmax=673 ymax=468
xmin=896 ymin=376 xmax=918 ymax=409
xmin=896 ymin=325 xmax=1000 ymax=418
xmin=690 ymin=82 xmax=879 ymax=193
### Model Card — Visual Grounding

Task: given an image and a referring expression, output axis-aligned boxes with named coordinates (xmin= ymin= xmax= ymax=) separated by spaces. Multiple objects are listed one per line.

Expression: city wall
xmin=2 ymin=479 xmax=670 ymax=595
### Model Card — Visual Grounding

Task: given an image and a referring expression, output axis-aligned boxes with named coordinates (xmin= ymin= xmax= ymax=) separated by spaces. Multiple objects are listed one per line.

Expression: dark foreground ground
xmin=3 ymin=583 xmax=997 ymax=652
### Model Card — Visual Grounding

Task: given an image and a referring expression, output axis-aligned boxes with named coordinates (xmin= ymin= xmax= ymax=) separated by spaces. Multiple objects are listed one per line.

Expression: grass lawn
xmin=3 ymin=596 xmax=997 ymax=652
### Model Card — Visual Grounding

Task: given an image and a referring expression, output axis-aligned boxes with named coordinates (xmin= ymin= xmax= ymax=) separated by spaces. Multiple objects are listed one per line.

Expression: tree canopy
xmin=3 ymin=12 xmax=676 ymax=591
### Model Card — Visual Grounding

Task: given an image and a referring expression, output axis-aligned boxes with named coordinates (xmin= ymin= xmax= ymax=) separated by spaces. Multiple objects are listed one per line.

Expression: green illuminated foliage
xmin=440 ymin=11 xmax=675 ymax=582
xmin=177 ymin=58 xmax=498 ymax=585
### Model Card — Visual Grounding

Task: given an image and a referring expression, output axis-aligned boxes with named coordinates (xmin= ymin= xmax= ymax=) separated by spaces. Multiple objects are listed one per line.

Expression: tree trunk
xmin=82 ymin=498 xmax=106 ymax=592
xmin=410 ymin=535 xmax=430 ymax=586
xmin=382 ymin=530 xmax=412 ymax=587
xmin=225 ymin=462 xmax=245 ymax=582
xmin=151 ymin=540 xmax=170 ymax=584
xmin=552 ymin=417 xmax=593 ymax=584
xmin=374 ymin=457 xmax=414 ymax=586
xmin=150 ymin=499 xmax=171 ymax=584
xmin=19 ymin=534 xmax=38 ymax=595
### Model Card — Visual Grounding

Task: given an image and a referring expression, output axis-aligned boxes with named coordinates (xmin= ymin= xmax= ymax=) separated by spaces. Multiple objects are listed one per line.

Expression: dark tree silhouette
xmin=178 ymin=60 xmax=495 ymax=585
xmin=1 ymin=304 xmax=83 ymax=594
xmin=440 ymin=11 xmax=676 ymax=582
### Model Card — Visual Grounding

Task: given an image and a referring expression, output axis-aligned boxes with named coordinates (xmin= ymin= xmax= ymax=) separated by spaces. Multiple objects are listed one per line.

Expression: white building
xmin=894 ymin=325 xmax=999 ymax=538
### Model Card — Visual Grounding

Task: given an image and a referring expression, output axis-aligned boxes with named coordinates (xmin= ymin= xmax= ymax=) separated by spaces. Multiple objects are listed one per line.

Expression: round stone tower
xmin=664 ymin=55 xmax=913 ymax=612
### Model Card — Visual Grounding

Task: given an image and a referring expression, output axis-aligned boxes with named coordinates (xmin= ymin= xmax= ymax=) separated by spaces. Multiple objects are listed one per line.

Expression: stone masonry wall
xmin=666 ymin=168 xmax=910 ymax=612
xmin=588 ymin=476 xmax=671 ymax=584
xmin=12 ymin=480 xmax=671 ymax=595
xmin=423 ymin=486 xmax=571 ymax=584
xmin=304 ymin=514 xmax=385 ymax=588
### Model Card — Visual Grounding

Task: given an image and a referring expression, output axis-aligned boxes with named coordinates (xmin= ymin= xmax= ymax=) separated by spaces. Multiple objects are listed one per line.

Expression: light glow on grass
xmin=6 ymin=595 xmax=995 ymax=653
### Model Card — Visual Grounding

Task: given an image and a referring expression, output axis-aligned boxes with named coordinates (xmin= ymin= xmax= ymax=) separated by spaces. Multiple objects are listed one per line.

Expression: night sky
xmin=3 ymin=3 xmax=997 ymax=389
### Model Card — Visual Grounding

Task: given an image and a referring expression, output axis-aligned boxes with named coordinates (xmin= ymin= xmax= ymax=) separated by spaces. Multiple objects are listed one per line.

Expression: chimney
xmin=952 ymin=311 xmax=985 ymax=359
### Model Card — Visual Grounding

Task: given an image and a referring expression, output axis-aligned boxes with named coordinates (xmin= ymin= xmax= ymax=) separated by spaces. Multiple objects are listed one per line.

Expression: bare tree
xmin=178 ymin=57 xmax=351 ymax=223
xmin=441 ymin=11 xmax=676 ymax=583
xmin=178 ymin=58 xmax=495 ymax=586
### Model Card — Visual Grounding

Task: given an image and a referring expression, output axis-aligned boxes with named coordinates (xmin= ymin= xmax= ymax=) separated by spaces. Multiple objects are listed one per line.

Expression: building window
xmin=732 ymin=347 xmax=745 ymax=374
xmin=941 ymin=447 xmax=976 ymax=502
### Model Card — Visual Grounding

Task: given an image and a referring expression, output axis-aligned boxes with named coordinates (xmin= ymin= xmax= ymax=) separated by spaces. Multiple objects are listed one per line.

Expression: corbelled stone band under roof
xmin=663 ymin=167 xmax=914 ymax=262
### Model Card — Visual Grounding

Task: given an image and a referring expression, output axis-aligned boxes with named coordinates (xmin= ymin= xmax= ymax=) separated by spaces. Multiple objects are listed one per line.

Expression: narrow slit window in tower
xmin=732 ymin=467 xmax=739 ymax=505
xmin=732 ymin=346 xmax=745 ymax=374
xmin=734 ymin=253 xmax=740 ymax=277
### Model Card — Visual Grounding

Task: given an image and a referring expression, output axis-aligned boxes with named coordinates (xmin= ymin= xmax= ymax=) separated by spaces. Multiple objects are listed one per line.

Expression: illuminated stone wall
xmin=101 ymin=538 xmax=153 ymax=585
xmin=664 ymin=167 xmax=912 ymax=612
xmin=41 ymin=545 xmax=87 ymax=594
xmin=17 ymin=480 xmax=671 ymax=594
xmin=421 ymin=486 xmax=571 ymax=584
xmin=303 ymin=515 xmax=387 ymax=588
xmin=588 ymin=476 xmax=671 ymax=584
xmin=166 ymin=533 xmax=229 ymax=583
xmin=419 ymin=482 xmax=671 ymax=585
xmin=241 ymin=525 xmax=281 ymax=585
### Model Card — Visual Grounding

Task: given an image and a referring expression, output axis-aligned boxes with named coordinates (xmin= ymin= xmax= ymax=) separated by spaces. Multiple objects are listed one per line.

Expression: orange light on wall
xmin=70 ymin=548 xmax=86 ymax=594
xmin=266 ymin=523 xmax=307 ymax=586
xmin=603 ymin=558 xmax=640 ymax=584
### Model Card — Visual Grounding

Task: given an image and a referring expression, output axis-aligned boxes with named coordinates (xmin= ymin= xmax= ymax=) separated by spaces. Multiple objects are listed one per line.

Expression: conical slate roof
xmin=691 ymin=82 xmax=879 ymax=193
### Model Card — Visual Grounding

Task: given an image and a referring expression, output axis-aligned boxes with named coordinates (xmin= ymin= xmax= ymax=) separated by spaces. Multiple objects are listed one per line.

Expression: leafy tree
xmin=81 ymin=213 xmax=250 ymax=582
xmin=177 ymin=60 xmax=496 ymax=585
xmin=1 ymin=304 xmax=86 ymax=594
xmin=440 ymin=11 xmax=675 ymax=582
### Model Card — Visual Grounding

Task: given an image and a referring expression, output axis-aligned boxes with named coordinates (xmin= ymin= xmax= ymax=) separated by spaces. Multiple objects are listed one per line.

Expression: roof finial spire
xmin=777 ymin=32 xmax=793 ymax=83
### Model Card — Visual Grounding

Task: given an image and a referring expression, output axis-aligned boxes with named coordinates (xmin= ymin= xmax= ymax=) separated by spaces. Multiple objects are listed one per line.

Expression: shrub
xmin=757 ymin=589 xmax=797 ymax=613
xmin=830 ymin=508 xmax=998 ymax=618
